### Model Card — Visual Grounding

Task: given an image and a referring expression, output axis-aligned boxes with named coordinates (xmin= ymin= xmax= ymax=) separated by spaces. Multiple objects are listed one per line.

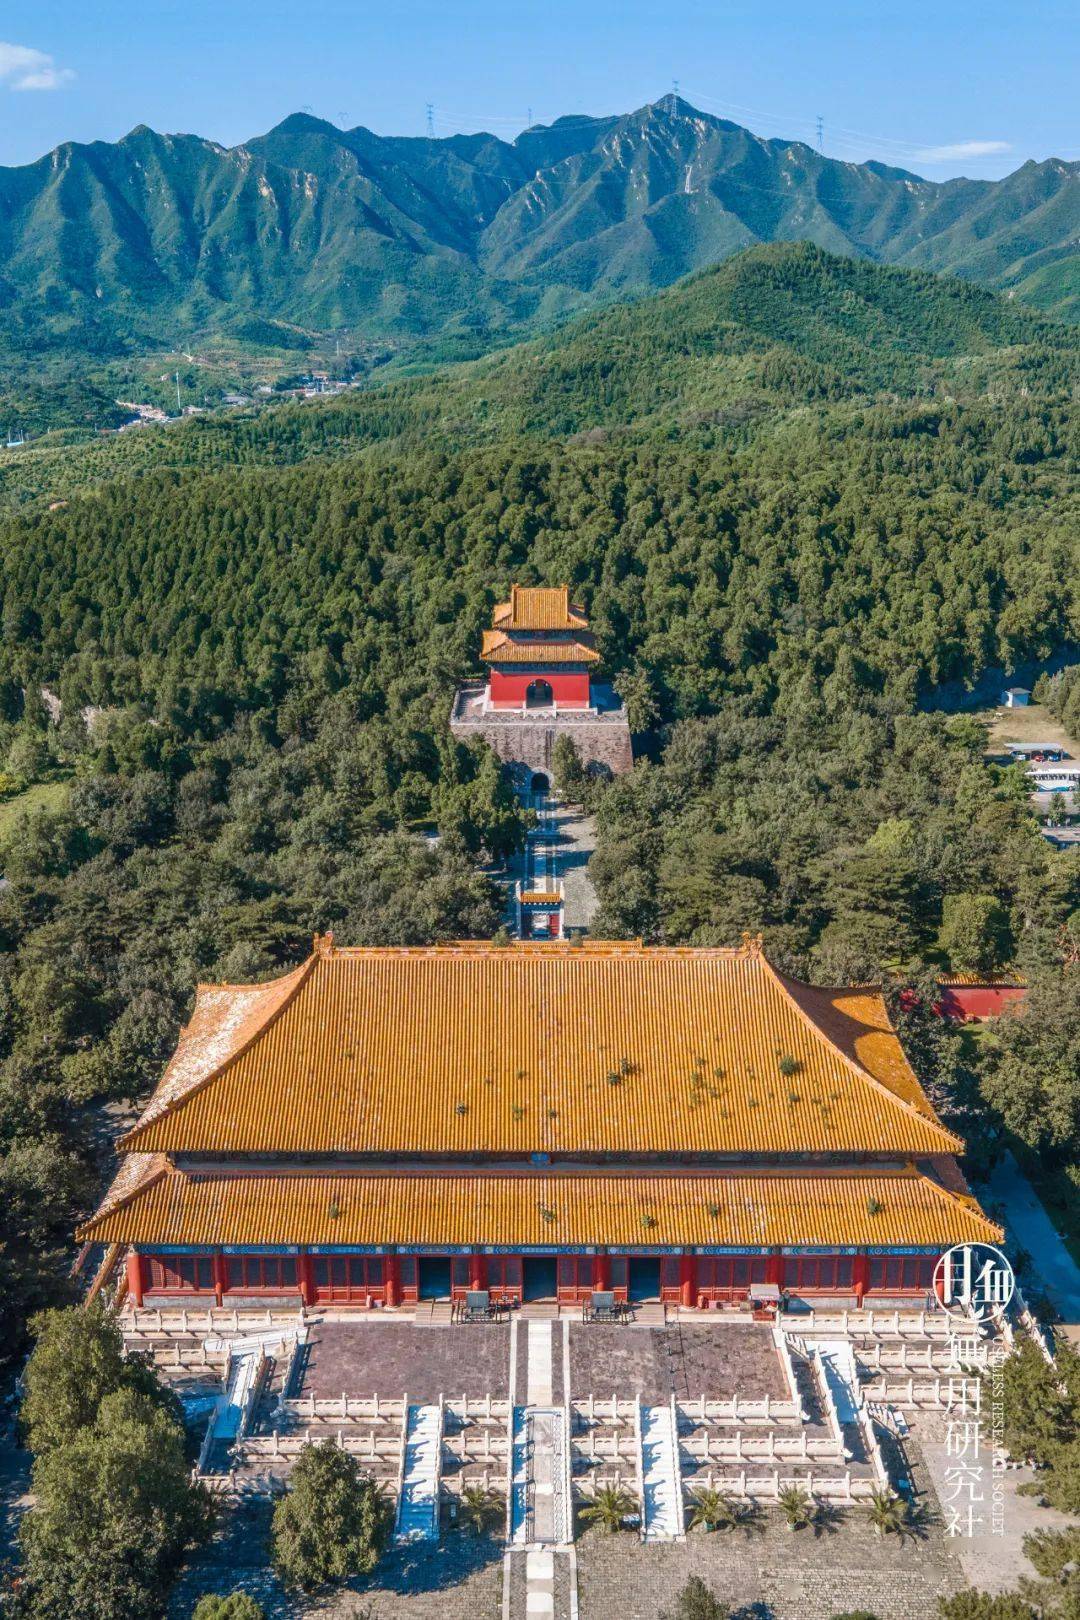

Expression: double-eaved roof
xmin=482 ymin=584 xmax=600 ymax=667
xmin=117 ymin=937 xmax=961 ymax=1159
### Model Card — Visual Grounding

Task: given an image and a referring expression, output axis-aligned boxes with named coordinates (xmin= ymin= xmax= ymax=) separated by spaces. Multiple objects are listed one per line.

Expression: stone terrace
xmin=298 ymin=1321 xmax=511 ymax=1403
xmin=568 ymin=1321 xmax=787 ymax=1404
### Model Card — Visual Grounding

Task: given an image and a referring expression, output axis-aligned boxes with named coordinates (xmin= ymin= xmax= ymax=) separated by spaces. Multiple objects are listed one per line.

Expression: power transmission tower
xmin=527 ymin=105 xmax=533 ymax=127
xmin=816 ymin=114 xmax=824 ymax=151
xmin=175 ymin=371 xmax=181 ymax=414
xmin=671 ymin=78 xmax=679 ymax=112
xmin=426 ymin=102 xmax=435 ymax=138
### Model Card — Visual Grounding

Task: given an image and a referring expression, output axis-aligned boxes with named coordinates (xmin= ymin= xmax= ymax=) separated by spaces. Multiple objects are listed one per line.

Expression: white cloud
xmin=0 ymin=42 xmax=75 ymax=92
xmin=915 ymin=139 xmax=1011 ymax=163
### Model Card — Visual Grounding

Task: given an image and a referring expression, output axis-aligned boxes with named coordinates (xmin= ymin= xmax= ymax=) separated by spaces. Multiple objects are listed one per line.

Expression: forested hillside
xmin=0 ymin=246 xmax=1077 ymax=1355
xmin=4 ymin=242 xmax=1079 ymax=504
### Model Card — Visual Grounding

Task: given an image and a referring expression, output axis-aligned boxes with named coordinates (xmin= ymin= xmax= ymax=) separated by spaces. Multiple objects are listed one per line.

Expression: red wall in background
xmin=937 ymin=985 xmax=1027 ymax=1021
xmin=488 ymin=669 xmax=591 ymax=708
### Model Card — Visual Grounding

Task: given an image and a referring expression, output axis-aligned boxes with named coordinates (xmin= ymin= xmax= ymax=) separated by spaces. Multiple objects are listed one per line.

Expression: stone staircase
xmin=413 ymin=1300 xmax=454 ymax=1328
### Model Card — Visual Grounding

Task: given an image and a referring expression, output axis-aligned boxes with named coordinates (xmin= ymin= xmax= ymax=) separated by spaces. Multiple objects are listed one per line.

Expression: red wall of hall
xmin=488 ymin=669 xmax=591 ymax=708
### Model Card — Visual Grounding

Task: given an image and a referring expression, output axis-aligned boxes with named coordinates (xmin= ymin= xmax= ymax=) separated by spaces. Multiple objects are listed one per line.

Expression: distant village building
xmin=80 ymin=934 xmax=1001 ymax=1313
xmin=450 ymin=586 xmax=632 ymax=792
xmin=1000 ymin=687 xmax=1031 ymax=708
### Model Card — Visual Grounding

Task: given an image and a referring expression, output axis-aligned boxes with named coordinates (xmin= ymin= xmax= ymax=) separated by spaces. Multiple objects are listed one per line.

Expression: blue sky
xmin=1 ymin=0 xmax=1076 ymax=178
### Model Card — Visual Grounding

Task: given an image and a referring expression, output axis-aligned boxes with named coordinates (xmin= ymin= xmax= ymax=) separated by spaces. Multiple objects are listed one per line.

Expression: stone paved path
xmin=988 ymin=1151 xmax=1080 ymax=1333
xmin=919 ymin=1409 xmax=1075 ymax=1596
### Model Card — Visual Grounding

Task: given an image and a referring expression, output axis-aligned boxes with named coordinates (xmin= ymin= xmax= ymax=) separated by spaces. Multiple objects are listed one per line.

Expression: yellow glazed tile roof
xmin=121 ymin=940 xmax=960 ymax=1157
xmin=937 ymin=973 xmax=1027 ymax=988
xmin=78 ymin=1163 xmax=1001 ymax=1249
xmin=481 ymin=632 xmax=600 ymax=665
xmin=492 ymin=586 xmax=589 ymax=632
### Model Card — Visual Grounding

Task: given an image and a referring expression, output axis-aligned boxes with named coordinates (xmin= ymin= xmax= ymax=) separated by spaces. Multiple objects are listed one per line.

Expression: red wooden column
xmin=679 ymin=1254 xmax=697 ymax=1308
xmin=853 ymin=1253 xmax=869 ymax=1305
xmin=126 ymin=1251 xmax=144 ymax=1308
xmin=469 ymin=1251 xmax=487 ymax=1291
xmin=592 ymin=1253 xmax=611 ymax=1291
xmin=212 ymin=1251 xmax=228 ymax=1307
xmin=299 ymin=1253 xmax=316 ymax=1309
xmin=384 ymin=1255 xmax=401 ymax=1309
xmin=766 ymin=1252 xmax=784 ymax=1293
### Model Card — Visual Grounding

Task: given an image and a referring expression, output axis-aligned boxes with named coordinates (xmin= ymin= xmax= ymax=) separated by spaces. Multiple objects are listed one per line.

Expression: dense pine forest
xmin=0 ymin=243 xmax=1077 ymax=1354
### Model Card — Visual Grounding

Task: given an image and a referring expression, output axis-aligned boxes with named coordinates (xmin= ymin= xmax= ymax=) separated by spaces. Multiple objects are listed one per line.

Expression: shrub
xmin=664 ymin=1576 xmax=727 ymax=1620
xmin=578 ymin=1483 xmax=637 ymax=1534
xmin=271 ymin=1440 xmax=388 ymax=1591
xmin=192 ymin=1594 xmax=267 ymax=1620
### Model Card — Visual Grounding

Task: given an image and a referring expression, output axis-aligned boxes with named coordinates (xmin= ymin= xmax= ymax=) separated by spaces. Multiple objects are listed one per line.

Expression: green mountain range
xmin=2 ymin=95 xmax=1079 ymax=372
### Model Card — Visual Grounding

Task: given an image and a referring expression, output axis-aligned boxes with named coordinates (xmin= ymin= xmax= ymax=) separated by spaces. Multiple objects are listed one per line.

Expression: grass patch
xmin=0 ymin=778 xmax=70 ymax=845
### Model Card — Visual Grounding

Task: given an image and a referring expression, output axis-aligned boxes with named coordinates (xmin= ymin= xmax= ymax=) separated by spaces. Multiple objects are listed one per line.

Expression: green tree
xmin=614 ymin=668 xmax=659 ymax=735
xmin=819 ymin=819 xmax=932 ymax=969
xmin=552 ymin=735 xmax=589 ymax=804
xmin=18 ymin=1386 xmax=211 ymax=1620
xmin=192 ymin=1594 xmax=266 ymax=1620
xmin=271 ymin=1440 xmax=388 ymax=1591
xmin=938 ymin=894 xmax=1011 ymax=973
xmin=20 ymin=1304 xmax=179 ymax=1456
xmin=979 ymin=973 xmax=1080 ymax=1154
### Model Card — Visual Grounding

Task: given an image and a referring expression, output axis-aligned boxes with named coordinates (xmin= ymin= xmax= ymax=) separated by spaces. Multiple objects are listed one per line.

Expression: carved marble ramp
xmin=509 ymin=1321 xmax=571 ymax=1547
xmin=395 ymin=1402 xmax=441 ymax=1542
xmin=641 ymin=1402 xmax=683 ymax=1541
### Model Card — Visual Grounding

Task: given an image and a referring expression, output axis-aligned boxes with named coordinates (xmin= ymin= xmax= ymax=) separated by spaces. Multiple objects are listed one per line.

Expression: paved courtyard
xmin=568 ymin=1321 xmax=787 ymax=1404
xmin=575 ymin=1507 xmax=963 ymax=1620
xmin=299 ymin=1321 xmax=512 ymax=1402
xmin=169 ymin=1498 xmax=505 ymax=1620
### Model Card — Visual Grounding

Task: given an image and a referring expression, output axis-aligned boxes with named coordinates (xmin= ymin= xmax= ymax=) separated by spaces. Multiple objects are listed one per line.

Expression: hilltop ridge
xmin=0 ymin=94 xmax=1078 ymax=381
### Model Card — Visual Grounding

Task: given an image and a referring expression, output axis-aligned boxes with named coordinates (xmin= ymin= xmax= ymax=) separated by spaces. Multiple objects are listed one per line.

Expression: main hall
xmin=81 ymin=933 xmax=1000 ymax=1312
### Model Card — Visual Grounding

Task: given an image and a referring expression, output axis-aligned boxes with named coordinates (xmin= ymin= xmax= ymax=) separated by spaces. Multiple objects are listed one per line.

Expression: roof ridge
xmin=120 ymin=951 xmax=320 ymax=1151
xmin=764 ymin=959 xmax=962 ymax=1154
xmin=84 ymin=1152 xmax=170 ymax=1230
xmin=299 ymin=939 xmax=759 ymax=956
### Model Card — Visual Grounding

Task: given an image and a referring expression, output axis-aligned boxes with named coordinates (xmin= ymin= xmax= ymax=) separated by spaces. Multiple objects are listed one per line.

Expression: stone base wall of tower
xmin=450 ymin=683 xmax=633 ymax=791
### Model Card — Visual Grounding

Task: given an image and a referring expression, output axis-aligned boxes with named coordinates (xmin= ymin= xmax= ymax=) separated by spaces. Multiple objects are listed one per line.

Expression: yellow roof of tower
xmin=119 ymin=939 xmax=961 ymax=1158
xmin=492 ymin=585 xmax=589 ymax=632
